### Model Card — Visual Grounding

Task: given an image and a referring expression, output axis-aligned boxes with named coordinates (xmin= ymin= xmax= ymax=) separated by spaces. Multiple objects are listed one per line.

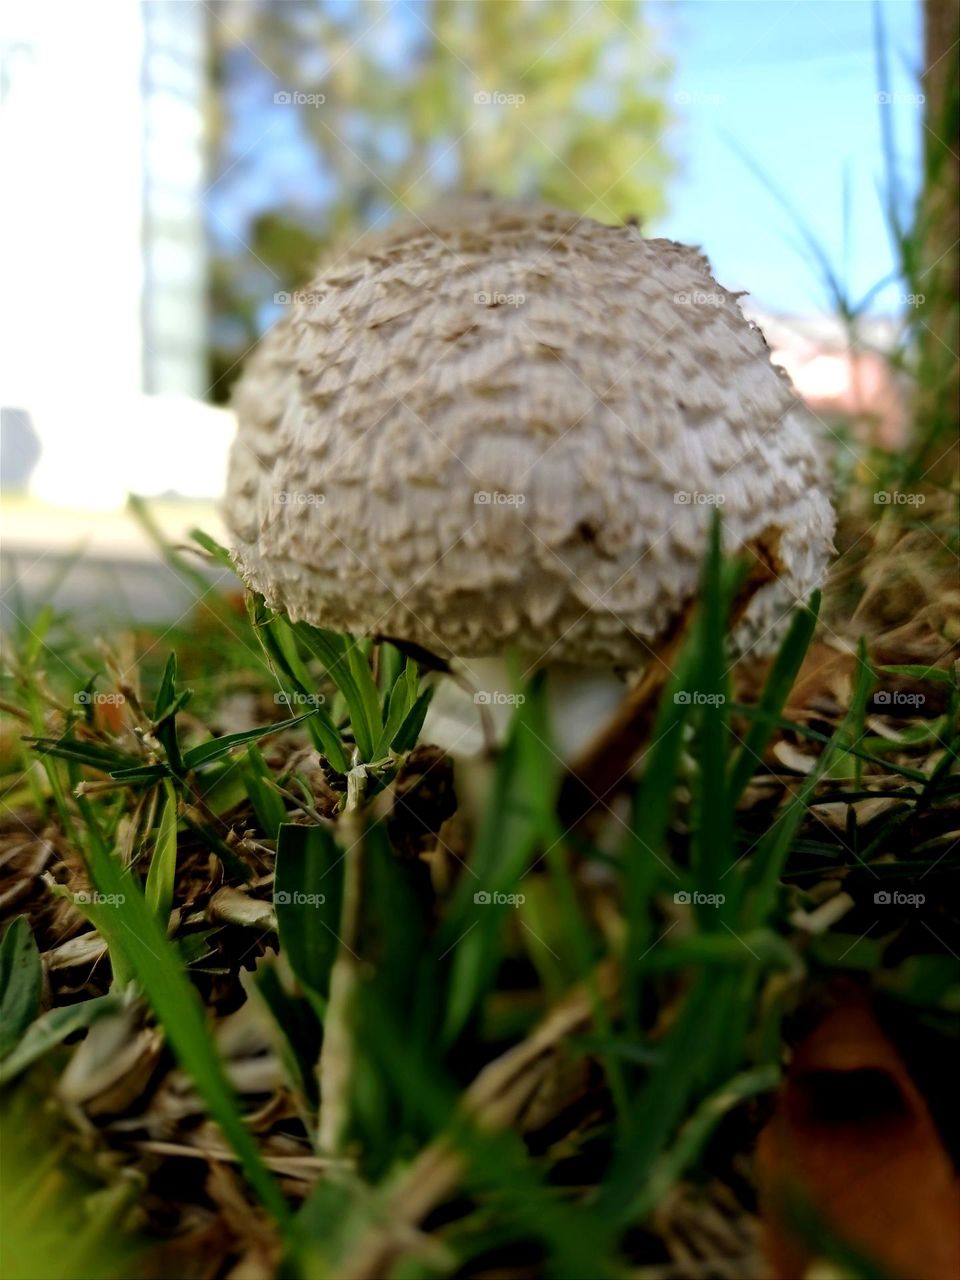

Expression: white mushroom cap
xmin=225 ymin=198 xmax=834 ymax=667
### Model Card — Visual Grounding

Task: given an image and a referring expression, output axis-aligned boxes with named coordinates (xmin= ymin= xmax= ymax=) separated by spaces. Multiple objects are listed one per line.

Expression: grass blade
xmin=144 ymin=781 xmax=178 ymax=924
xmin=0 ymin=918 xmax=43 ymax=1058
xmin=246 ymin=598 xmax=350 ymax=772
xmin=180 ymin=709 xmax=318 ymax=771
xmin=74 ymin=795 xmax=292 ymax=1228
xmin=241 ymin=744 xmax=288 ymax=839
xmin=374 ymin=660 xmax=417 ymax=757
xmin=439 ymin=682 xmax=554 ymax=1045
xmin=0 ymin=994 xmax=123 ymax=1086
xmin=630 ymin=1066 xmax=779 ymax=1218
xmin=390 ymin=687 xmax=434 ymax=754
xmin=152 ymin=653 xmax=187 ymax=774
xmin=728 ymin=591 xmax=820 ymax=803
xmin=741 ymin=649 xmax=876 ymax=926
xmin=691 ymin=515 xmax=735 ymax=913
xmin=28 ymin=738 xmax=141 ymax=773
xmin=294 ymin=623 xmax=381 ymax=761
xmin=274 ymin=823 xmax=345 ymax=1003
xmin=346 ymin=639 xmax=384 ymax=758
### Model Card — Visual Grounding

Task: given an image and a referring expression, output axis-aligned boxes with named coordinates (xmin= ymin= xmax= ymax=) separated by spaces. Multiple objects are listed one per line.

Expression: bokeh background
xmin=0 ymin=0 xmax=938 ymax=623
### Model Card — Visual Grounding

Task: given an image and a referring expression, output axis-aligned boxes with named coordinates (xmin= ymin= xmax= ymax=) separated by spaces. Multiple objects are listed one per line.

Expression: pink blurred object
xmin=747 ymin=311 xmax=907 ymax=448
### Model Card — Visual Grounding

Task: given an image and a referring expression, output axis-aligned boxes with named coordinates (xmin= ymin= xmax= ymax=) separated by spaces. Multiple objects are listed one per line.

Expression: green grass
xmin=2 ymin=513 xmax=957 ymax=1280
xmin=2 ymin=30 xmax=957 ymax=1273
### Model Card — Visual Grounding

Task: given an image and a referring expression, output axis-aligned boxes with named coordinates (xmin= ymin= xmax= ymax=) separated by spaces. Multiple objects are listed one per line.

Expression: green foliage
xmin=0 ymin=918 xmax=42 ymax=1059
xmin=274 ymin=823 xmax=344 ymax=1004
xmin=208 ymin=0 xmax=672 ymax=396
xmin=27 ymin=655 xmax=321 ymax=787
xmin=1 ymin=1075 xmax=146 ymax=1280
xmin=438 ymin=673 xmax=563 ymax=1045
xmin=0 ymin=994 xmax=123 ymax=1087
xmin=241 ymin=743 xmax=288 ymax=838
xmin=3 ymin=516 xmax=956 ymax=1279
xmin=72 ymin=792 xmax=294 ymax=1229
xmin=144 ymin=779 xmax=179 ymax=923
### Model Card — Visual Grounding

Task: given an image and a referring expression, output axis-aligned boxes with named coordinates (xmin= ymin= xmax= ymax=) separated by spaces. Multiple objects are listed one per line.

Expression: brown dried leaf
xmin=757 ymin=988 xmax=960 ymax=1280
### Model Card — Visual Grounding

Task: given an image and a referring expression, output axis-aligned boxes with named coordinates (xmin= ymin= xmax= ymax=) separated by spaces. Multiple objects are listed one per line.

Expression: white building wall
xmin=141 ymin=0 xmax=208 ymax=398
xmin=0 ymin=0 xmax=216 ymax=507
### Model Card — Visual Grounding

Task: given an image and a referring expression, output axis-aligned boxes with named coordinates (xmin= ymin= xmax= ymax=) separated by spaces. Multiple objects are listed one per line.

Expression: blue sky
xmin=211 ymin=0 xmax=925 ymax=322
xmin=650 ymin=0 xmax=924 ymax=313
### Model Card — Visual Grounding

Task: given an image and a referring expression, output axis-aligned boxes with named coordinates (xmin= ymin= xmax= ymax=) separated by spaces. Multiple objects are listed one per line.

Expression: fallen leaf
xmin=756 ymin=987 xmax=960 ymax=1280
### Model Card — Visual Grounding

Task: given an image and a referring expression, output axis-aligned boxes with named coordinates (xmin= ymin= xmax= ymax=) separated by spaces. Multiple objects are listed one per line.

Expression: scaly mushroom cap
xmin=225 ymin=199 xmax=834 ymax=666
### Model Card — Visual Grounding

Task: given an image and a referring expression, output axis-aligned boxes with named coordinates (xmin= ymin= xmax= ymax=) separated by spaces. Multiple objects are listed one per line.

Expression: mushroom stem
xmin=424 ymin=657 xmax=628 ymax=760
xmin=318 ymin=764 xmax=367 ymax=1155
xmin=421 ymin=657 xmax=628 ymax=822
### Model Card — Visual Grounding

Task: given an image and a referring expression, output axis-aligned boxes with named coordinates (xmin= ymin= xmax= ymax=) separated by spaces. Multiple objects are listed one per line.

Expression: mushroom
xmin=225 ymin=198 xmax=834 ymax=784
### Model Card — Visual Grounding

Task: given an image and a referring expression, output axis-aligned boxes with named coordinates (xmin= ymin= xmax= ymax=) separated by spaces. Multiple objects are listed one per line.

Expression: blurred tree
xmin=206 ymin=0 xmax=672 ymax=399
